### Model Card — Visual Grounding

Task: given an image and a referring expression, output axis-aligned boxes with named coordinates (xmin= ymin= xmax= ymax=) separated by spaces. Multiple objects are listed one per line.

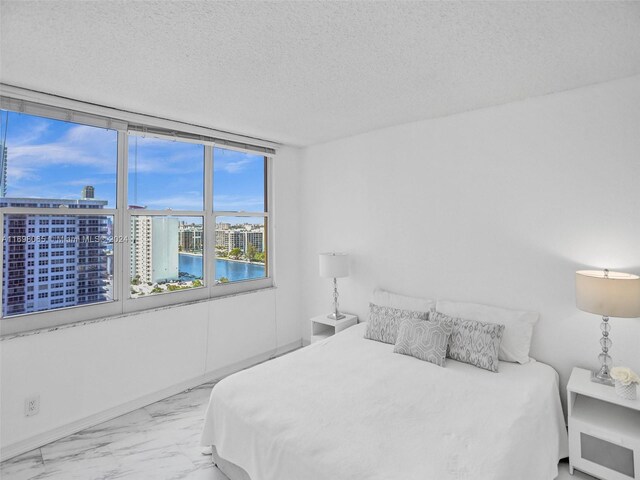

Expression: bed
xmin=201 ymin=322 xmax=568 ymax=480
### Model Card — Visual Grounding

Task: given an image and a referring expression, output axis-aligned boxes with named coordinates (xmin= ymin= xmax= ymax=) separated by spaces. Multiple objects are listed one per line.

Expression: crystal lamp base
xmin=591 ymin=368 xmax=614 ymax=386
xmin=590 ymin=315 xmax=614 ymax=387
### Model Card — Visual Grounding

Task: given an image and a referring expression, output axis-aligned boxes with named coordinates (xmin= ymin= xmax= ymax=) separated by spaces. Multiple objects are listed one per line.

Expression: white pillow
xmin=371 ymin=288 xmax=435 ymax=313
xmin=435 ymin=300 xmax=539 ymax=364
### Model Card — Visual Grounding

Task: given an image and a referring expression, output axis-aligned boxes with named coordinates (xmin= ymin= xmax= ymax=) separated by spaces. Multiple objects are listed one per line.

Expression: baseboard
xmin=0 ymin=339 xmax=302 ymax=463
xmin=274 ymin=339 xmax=303 ymax=356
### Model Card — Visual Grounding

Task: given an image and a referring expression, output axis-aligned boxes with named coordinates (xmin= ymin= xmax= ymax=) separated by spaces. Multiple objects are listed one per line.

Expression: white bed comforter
xmin=201 ymin=323 xmax=568 ymax=480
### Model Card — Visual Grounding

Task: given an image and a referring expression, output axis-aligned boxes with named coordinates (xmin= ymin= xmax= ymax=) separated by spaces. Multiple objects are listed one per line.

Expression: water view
xmin=179 ymin=253 xmax=266 ymax=282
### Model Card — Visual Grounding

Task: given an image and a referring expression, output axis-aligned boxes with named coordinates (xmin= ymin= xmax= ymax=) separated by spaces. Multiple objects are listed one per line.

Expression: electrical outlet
xmin=25 ymin=395 xmax=40 ymax=417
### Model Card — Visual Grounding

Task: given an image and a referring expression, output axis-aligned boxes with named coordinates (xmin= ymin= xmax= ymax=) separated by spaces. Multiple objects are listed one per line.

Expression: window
xmin=0 ymin=111 xmax=117 ymax=207
xmin=214 ymin=216 xmax=267 ymax=284
xmin=213 ymin=148 xmax=265 ymax=212
xmin=213 ymin=149 xmax=268 ymax=284
xmin=129 ymin=215 xmax=204 ymax=297
xmin=128 ymin=136 xmax=204 ymax=210
xmin=2 ymin=212 xmax=114 ymax=317
xmin=1 ymin=96 xmax=274 ymax=334
xmin=128 ymin=136 xmax=205 ymax=298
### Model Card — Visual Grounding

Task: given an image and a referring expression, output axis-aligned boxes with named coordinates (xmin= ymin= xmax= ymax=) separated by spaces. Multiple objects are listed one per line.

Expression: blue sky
xmin=1 ymin=110 xmax=265 ymax=218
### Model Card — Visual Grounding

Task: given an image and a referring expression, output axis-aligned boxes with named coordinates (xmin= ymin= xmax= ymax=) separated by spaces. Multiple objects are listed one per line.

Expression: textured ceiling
xmin=1 ymin=1 xmax=640 ymax=146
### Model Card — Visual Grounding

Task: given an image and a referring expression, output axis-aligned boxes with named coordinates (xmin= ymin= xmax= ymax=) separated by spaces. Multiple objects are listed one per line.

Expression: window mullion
xmin=116 ymin=131 xmax=128 ymax=309
xmin=212 ymin=211 xmax=268 ymax=217
xmin=128 ymin=209 xmax=205 ymax=217
xmin=204 ymin=145 xmax=215 ymax=289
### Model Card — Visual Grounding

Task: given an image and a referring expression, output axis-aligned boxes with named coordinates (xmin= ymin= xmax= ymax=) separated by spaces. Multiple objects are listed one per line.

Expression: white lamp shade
xmin=319 ymin=253 xmax=349 ymax=278
xmin=576 ymin=270 xmax=640 ymax=318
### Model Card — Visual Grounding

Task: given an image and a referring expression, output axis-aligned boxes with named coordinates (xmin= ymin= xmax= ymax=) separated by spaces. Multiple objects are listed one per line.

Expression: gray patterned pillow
xmin=393 ymin=317 xmax=453 ymax=366
xmin=365 ymin=303 xmax=428 ymax=344
xmin=432 ymin=311 xmax=505 ymax=372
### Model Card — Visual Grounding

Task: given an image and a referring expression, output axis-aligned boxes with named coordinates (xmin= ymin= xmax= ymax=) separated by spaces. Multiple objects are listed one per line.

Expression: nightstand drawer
xmin=567 ymin=368 xmax=640 ymax=480
xmin=568 ymin=399 xmax=640 ymax=480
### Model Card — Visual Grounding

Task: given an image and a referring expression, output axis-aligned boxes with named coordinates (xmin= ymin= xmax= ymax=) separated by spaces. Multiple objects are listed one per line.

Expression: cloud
xmin=63 ymin=177 xmax=115 ymax=187
xmin=6 ymin=124 xmax=117 ymax=172
xmin=213 ymin=194 xmax=264 ymax=211
xmin=214 ymin=149 xmax=262 ymax=175
xmin=6 ymin=163 xmax=38 ymax=182
xmin=215 ymin=157 xmax=254 ymax=174
xmin=2 ymin=117 xmax=50 ymax=146
xmin=141 ymin=193 xmax=204 ymax=211
xmin=129 ymin=137 xmax=204 ymax=175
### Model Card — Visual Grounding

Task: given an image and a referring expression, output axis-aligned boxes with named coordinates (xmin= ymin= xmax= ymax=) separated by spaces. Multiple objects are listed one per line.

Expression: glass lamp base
xmin=591 ymin=316 xmax=614 ymax=386
xmin=327 ymin=312 xmax=346 ymax=320
xmin=591 ymin=369 xmax=614 ymax=386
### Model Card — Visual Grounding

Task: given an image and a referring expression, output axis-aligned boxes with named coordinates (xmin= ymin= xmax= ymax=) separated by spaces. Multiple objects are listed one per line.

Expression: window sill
xmin=0 ymin=285 xmax=277 ymax=342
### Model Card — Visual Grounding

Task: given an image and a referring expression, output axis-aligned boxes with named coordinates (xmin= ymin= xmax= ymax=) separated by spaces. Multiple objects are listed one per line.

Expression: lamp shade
xmin=319 ymin=253 xmax=349 ymax=278
xmin=576 ymin=270 xmax=640 ymax=318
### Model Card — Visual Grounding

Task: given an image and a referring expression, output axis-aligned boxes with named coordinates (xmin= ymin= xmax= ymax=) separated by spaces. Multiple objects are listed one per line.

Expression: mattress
xmin=201 ymin=322 xmax=568 ymax=480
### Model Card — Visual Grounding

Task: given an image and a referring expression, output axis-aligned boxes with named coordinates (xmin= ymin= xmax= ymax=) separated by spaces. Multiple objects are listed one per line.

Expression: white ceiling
xmin=1 ymin=1 xmax=640 ymax=146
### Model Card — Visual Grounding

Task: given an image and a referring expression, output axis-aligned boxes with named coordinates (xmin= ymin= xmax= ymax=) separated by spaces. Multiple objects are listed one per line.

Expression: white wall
xmin=0 ymin=146 xmax=303 ymax=460
xmin=299 ymin=76 xmax=640 ymax=405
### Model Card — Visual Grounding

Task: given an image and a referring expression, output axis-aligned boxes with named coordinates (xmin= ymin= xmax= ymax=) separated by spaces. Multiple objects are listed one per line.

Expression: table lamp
xmin=319 ymin=253 xmax=349 ymax=320
xmin=575 ymin=269 xmax=640 ymax=385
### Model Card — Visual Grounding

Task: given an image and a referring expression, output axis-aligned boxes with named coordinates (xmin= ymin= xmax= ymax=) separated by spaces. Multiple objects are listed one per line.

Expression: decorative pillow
xmin=436 ymin=300 xmax=538 ymax=364
xmin=393 ymin=316 xmax=453 ymax=367
xmin=371 ymin=288 xmax=435 ymax=313
xmin=365 ymin=303 xmax=428 ymax=344
xmin=432 ymin=311 xmax=504 ymax=373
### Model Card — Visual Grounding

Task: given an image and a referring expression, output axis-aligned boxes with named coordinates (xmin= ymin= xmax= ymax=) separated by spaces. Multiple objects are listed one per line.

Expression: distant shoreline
xmin=179 ymin=252 xmax=265 ymax=266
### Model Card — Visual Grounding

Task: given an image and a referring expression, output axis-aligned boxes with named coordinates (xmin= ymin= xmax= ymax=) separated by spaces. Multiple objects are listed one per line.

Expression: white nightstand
xmin=310 ymin=313 xmax=358 ymax=344
xmin=567 ymin=367 xmax=640 ymax=480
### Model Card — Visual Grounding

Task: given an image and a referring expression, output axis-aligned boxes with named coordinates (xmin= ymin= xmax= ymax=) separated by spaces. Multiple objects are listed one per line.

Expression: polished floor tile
xmin=1 ymin=383 xmax=220 ymax=480
xmin=0 ymin=450 xmax=46 ymax=480
xmin=2 ymin=380 xmax=596 ymax=480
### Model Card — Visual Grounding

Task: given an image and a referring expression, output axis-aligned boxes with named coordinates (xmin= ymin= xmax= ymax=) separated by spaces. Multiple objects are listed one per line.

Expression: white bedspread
xmin=201 ymin=323 xmax=568 ymax=480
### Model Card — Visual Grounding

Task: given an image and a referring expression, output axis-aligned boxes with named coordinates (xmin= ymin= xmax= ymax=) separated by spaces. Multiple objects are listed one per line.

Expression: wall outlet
xmin=25 ymin=395 xmax=40 ymax=417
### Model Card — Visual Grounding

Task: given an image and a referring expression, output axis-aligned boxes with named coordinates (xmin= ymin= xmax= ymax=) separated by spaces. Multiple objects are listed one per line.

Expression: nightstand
xmin=310 ymin=313 xmax=358 ymax=344
xmin=567 ymin=367 xmax=640 ymax=480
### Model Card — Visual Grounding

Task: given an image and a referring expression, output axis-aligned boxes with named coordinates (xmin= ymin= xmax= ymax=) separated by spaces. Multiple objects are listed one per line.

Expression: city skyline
xmin=1 ymin=191 xmax=267 ymax=313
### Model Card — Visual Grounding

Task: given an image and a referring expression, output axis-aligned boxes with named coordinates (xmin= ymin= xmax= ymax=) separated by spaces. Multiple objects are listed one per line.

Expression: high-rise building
xmin=0 ymin=144 xmax=7 ymax=197
xmin=1 ymin=191 xmax=110 ymax=317
xmin=215 ymin=224 xmax=264 ymax=255
xmin=81 ymin=185 xmax=95 ymax=199
xmin=130 ymin=216 xmax=179 ymax=284
xmin=178 ymin=222 xmax=203 ymax=253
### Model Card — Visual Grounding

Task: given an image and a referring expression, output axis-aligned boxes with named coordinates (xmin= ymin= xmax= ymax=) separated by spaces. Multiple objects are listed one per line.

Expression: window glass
xmin=0 ymin=102 xmax=272 ymax=330
xmin=215 ymin=216 xmax=266 ymax=284
xmin=2 ymin=213 xmax=114 ymax=316
xmin=128 ymin=136 xmax=204 ymax=210
xmin=213 ymin=148 xmax=265 ymax=212
xmin=130 ymin=215 xmax=204 ymax=297
xmin=0 ymin=110 xmax=117 ymax=207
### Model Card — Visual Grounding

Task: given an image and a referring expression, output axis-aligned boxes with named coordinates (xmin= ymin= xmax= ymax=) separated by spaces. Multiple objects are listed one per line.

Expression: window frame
xmin=0 ymin=91 xmax=276 ymax=336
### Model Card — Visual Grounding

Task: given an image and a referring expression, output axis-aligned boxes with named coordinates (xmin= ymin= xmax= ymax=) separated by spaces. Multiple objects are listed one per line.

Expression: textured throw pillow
xmin=393 ymin=317 xmax=453 ymax=367
xmin=436 ymin=300 xmax=538 ymax=364
xmin=365 ymin=303 xmax=428 ymax=344
xmin=432 ymin=311 xmax=505 ymax=373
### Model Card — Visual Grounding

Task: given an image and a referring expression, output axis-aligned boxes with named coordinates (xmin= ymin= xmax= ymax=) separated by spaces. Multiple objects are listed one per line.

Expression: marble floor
xmin=1 ymin=382 xmax=596 ymax=480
